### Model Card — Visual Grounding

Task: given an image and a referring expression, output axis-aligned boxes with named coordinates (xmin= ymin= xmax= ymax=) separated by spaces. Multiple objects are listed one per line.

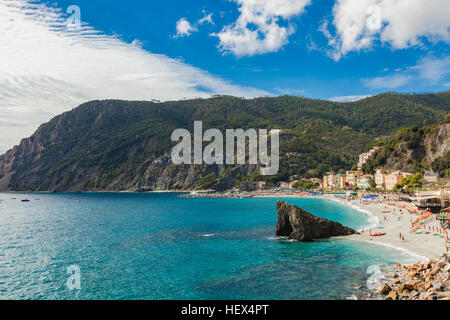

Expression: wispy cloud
xmin=0 ymin=0 xmax=267 ymax=151
xmin=363 ymin=74 xmax=413 ymax=89
xmin=363 ymin=56 xmax=450 ymax=89
xmin=198 ymin=12 xmax=214 ymax=25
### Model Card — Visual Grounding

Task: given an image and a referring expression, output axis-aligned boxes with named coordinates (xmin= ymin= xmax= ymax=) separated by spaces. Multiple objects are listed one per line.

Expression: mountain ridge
xmin=0 ymin=91 xmax=449 ymax=192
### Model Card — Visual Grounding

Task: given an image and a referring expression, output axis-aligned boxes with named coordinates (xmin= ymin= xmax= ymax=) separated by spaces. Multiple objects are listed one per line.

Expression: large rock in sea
xmin=276 ymin=200 xmax=358 ymax=241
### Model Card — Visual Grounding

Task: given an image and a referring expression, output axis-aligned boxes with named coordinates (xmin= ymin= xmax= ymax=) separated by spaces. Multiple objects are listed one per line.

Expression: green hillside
xmin=0 ymin=91 xmax=449 ymax=191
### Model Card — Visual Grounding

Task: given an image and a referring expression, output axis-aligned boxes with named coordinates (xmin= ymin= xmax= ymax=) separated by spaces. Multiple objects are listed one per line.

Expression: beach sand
xmin=336 ymin=198 xmax=447 ymax=261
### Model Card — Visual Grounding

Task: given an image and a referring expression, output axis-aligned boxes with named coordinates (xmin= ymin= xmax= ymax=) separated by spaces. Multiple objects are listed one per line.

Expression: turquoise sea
xmin=0 ymin=192 xmax=419 ymax=300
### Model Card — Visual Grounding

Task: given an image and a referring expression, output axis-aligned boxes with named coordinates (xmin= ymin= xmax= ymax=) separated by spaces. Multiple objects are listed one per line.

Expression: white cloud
xmin=329 ymin=95 xmax=371 ymax=102
xmin=199 ymin=13 xmax=214 ymax=25
xmin=412 ymin=56 xmax=450 ymax=85
xmin=363 ymin=56 xmax=450 ymax=89
xmin=323 ymin=0 xmax=450 ymax=60
xmin=213 ymin=0 xmax=311 ymax=57
xmin=175 ymin=18 xmax=197 ymax=38
xmin=0 ymin=0 xmax=267 ymax=151
xmin=363 ymin=74 xmax=412 ymax=89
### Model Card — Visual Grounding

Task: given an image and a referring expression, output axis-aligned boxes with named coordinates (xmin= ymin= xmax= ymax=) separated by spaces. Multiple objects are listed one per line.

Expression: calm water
xmin=0 ymin=193 xmax=418 ymax=300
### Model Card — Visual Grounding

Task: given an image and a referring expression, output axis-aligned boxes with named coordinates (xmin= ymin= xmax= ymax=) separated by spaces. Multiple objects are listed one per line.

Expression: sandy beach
xmin=332 ymin=197 xmax=447 ymax=261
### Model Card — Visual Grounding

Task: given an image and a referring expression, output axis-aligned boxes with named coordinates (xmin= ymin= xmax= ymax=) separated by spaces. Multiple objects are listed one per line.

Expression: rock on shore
xmin=276 ymin=200 xmax=358 ymax=241
xmin=378 ymin=253 xmax=450 ymax=300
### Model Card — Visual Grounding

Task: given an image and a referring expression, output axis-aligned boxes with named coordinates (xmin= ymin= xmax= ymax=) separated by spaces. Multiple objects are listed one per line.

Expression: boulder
xmin=276 ymin=201 xmax=358 ymax=241
xmin=404 ymin=280 xmax=421 ymax=291
xmin=385 ymin=290 xmax=398 ymax=300
xmin=396 ymin=283 xmax=406 ymax=292
xmin=378 ymin=283 xmax=392 ymax=295
xmin=432 ymin=280 xmax=444 ymax=291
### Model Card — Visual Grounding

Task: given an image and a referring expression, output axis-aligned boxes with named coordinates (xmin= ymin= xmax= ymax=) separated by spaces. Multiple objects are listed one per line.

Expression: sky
xmin=0 ymin=0 xmax=449 ymax=152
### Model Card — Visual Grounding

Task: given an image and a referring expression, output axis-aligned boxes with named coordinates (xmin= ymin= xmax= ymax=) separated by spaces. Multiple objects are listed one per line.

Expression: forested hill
xmin=362 ymin=122 xmax=450 ymax=177
xmin=0 ymin=91 xmax=449 ymax=192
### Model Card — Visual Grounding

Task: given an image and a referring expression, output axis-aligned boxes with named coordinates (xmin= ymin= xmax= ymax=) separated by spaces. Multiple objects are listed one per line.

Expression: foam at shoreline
xmin=347 ymin=238 xmax=428 ymax=263
xmin=327 ymin=197 xmax=379 ymax=231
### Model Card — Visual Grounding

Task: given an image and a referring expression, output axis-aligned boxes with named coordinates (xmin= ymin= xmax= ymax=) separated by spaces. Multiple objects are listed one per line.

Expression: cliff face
xmin=0 ymin=99 xmax=261 ymax=192
xmin=363 ymin=123 xmax=450 ymax=176
xmin=0 ymin=93 xmax=448 ymax=192
xmin=276 ymin=201 xmax=358 ymax=241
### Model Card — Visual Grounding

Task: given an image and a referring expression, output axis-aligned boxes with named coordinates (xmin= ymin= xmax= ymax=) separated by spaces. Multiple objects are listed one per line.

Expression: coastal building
xmin=336 ymin=174 xmax=346 ymax=188
xmin=357 ymin=174 xmax=373 ymax=190
xmin=374 ymin=169 xmax=391 ymax=189
xmin=256 ymin=181 xmax=267 ymax=190
xmin=357 ymin=147 xmax=382 ymax=170
xmin=323 ymin=173 xmax=346 ymax=189
xmin=345 ymin=171 xmax=361 ymax=187
xmin=323 ymin=174 xmax=334 ymax=189
xmin=279 ymin=181 xmax=290 ymax=189
xmin=412 ymin=190 xmax=450 ymax=212
xmin=385 ymin=171 xmax=413 ymax=190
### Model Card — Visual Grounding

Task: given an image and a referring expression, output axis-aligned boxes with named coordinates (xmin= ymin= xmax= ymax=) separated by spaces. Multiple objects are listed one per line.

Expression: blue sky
xmin=54 ymin=0 xmax=449 ymax=99
xmin=0 ymin=0 xmax=449 ymax=150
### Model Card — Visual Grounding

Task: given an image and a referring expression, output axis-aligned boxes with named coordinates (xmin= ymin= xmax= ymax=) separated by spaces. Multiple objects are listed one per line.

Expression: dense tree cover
xmin=431 ymin=151 xmax=450 ymax=178
xmin=292 ymin=180 xmax=318 ymax=190
xmin=392 ymin=172 xmax=424 ymax=192
xmin=401 ymin=172 xmax=425 ymax=191
xmin=2 ymin=91 xmax=449 ymax=191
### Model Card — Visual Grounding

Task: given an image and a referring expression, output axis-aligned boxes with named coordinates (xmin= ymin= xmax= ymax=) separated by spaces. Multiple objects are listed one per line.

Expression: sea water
xmin=0 ymin=193 xmax=419 ymax=300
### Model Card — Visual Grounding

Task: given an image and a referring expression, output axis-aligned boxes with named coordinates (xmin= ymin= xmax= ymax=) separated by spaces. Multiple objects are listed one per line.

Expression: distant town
xmin=271 ymin=146 xmax=446 ymax=193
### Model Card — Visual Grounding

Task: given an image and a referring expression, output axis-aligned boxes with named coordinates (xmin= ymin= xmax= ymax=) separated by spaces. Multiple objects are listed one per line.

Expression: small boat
xmin=371 ymin=232 xmax=386 ymax=237
xmin=21 ymin=199 xmax=30 ymax=202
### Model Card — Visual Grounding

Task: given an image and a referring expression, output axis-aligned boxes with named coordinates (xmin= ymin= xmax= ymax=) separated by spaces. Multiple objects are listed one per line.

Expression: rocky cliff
xmin=363 ymin=123 xmax=450 ymax=176
xmin=276 ymin=201 xmax=358 ymax=241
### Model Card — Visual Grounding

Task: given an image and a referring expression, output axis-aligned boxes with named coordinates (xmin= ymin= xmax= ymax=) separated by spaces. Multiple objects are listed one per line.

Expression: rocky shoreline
xmin=377 ymin=253 xmax=450 ymax=300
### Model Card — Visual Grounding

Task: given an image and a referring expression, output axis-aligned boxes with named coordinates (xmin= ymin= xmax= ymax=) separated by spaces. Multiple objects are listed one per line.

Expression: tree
xmin=369 ymin=178 xmax=376 ymax=189
xmin=399 ymin=172 xmax=424 ymax=192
